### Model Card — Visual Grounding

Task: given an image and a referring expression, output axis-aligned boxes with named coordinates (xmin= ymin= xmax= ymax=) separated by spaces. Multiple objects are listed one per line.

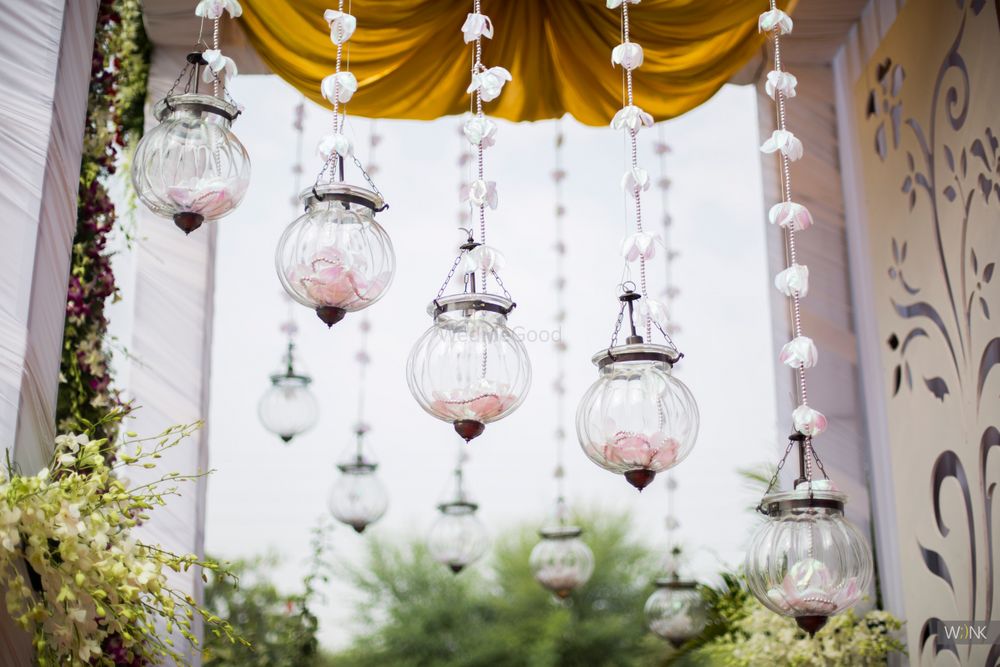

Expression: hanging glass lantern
xmin=132 ymin=48 xmax=250 ymax=234
xmin=428 ymin=462 xmax=489 ymax=573
xmin=276 ymin=183 xmax=394 ymax=327
xmin=745 ymin=437 xmax=873 ymax=636
xmin=328 ymin=426 xmax=388 ymax=533
xmin=645 ymin=578 xmax=707 ymax=646
xmin=257 ymin=337 xmax=319 ymax=443
xmin=576 ymin=286 xmax=698 ymax=491
xmin=529 ymin=500 xmax=594 ymax=599
xmin=407 ymin=243 xmax=531 ymax=442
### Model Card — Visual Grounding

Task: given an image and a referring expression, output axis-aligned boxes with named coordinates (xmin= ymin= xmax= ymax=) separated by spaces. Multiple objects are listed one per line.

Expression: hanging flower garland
xmin=57 ymin=0 xmax=149 ymax=443
xmin=653 ymin=126 xmax=681 ymax=335
xmin=744 ymin=2 xmax=873 ymax=636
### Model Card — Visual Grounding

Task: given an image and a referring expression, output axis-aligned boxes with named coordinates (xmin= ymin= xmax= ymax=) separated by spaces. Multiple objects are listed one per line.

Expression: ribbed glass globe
xmin=276 ymin=183 xmax=394 ymax=327
xmin=407 ymin=294 xmax=531 ymax=441
xmin=645 ymin=580 xmax=707 ymax=645
xmin=428 ymin=501 xmax=489 ymax=574
xmin=529 ymin=525 xmax=594 ymax=599
xmin=328 ymin=460 xmax=388 ymax=534
xmin=131 ymin=94 xmax=250 ymax=234
xmin=576 ymin=343 xmax=698 ymax=490
xmin=744 ymin=487 xmax=873 ymax=635
xmin=257 ymin=373 xmax=319 ymax=443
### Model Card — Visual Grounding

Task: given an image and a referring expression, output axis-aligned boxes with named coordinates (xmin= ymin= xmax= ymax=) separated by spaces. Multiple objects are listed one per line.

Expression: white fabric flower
xmin=461 ymin=245 xmax=506 ymax=274
xmin=779 ymin=336 xmax=818 ymax=368
xmin=774 ymin=263 xmax=809 ymax=298
xmin=461 ymin=13 xmax=494 ymax=43
xmin=611 ymin=42 xmax=644 ymax=70
xmin=324 ymin=10 xmax=357 ymax=45
xmin=463 ymin=180 xmax=498 ymax=209
xmin=765 ymin=70 xmax=797 ymax=99
xmin=620 ymin=231 xmax=663 ymax=261
xmin=201 ymin=49 xmax=237 ymax=82
xmin=463 ymin=116 xmax=497 ymax=148
xmin=758 ymin=8 xmax=793 ymax=34
xmin=606 ymin=0 xmax=640 ymax=7
xmin=318 ymin=133 xmax=353 ymax=159
xmin=793 ymin=404 xmax=828 ymax=436
xmin=760 ymin=129 xmax=804 ymax=160
xmin=621 ymin=166 xmax=650 ymax=192
xmin=195 ymin=0 xmax=242 ymax=19
xmin=467 ymin=66 xmax=512 ymax=103
xmin=638 ymin=298 xmax=670 ymax=332
xmin=768 ymin=201 xmax=814 ymax=231
xmin=611 ymin=105 xmax=654 ymax=131
xmin=321 ymin=71 xmax=358 ymax=104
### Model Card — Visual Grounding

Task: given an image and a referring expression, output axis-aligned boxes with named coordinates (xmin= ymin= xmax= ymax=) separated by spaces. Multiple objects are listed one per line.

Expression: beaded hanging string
xmin=317 ymin=2 xmax=359 ymax=185
xmin=552 ymin=124 xmax=569 ymax=517
xmin=353 ymin=317 xmax=372 ymax=459
xmin=757 ymin=2 xmax=831 ymax=496
xmin=290 ymin=98 xmax=306 ymax=207
xmin=663 ymin=473 xmax=681 ymax=577
xmin=654 ymin=126 xmax=679 ymax=336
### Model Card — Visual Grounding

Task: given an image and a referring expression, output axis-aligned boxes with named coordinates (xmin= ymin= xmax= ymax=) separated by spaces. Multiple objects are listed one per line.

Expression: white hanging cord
xmin=655 ymin=125 xmax=677 ymax=330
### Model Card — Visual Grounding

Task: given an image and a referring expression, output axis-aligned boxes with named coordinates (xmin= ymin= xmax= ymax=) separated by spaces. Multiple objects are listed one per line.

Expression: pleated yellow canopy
xmin=239 ymin=0 xmax=794 ymax=126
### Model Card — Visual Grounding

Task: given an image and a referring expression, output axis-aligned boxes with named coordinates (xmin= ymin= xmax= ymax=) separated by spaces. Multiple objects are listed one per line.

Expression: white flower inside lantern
xmin=131 ymin=4 xmax=249 ymax=234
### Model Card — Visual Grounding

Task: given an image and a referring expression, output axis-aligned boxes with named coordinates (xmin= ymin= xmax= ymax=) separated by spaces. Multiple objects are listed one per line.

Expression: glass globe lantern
xmin=407 ymin=293 xmax=531 ymax=442
xmin=645 ymin=577 xmax=707 ymax=646
xmin=576 ymin=289 xmax=698 ymax=491
xmin=745 ymin=482 xmax=873 ymax=636
xmin=428 ymin=466 xmax=489 ymax=573
xmin=257 ymin=340 xmax=319 ymax=443
xmin=327 ymin=428 xmax=388 ymax=533
xmin=276 ymin=183 xmax=394 ymax=327
xmin=132 ymin=70 xmax=250 ymax=234
xmin=529 ymin=502 xmax=594 ymax=599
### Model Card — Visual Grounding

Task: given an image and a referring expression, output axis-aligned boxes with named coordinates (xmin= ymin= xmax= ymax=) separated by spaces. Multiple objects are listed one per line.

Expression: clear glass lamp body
xmin=427 ymin=503 xmax=489 ymax=573
xmin=328 ymin=464 xmax=388 ymax=533
xmin=744 ymin=489 xmax=872 ymax=632
xmin=529 ymin=527 xmax=595 ymax=599
xmin=576 ymin=345 xmax=698 ymax=488
xmin=131 ymin=95 xmax=250 ymax=230
xmin=257 ymin=375 xmax=320 ymax=443
xmin=644 ymin=581 xmax=707 ymax=645
xmin=276 ymin=184 xmax=394 ymax=325
xmin=407 ymin=295 xmax=531 ymax=436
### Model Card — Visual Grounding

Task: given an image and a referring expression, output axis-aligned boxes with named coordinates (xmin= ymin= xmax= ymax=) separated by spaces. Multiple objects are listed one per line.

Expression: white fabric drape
xmin=0 ymin=0 xmax=99 ymax=662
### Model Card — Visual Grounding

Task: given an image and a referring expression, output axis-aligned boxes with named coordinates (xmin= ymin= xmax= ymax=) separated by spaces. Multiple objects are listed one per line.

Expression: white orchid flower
xmin=793 ymin=404 xmax=828 ymax=436
xmin=758 ymin=8 xmax=793 ymax=35
xmin=620 ymin=231 xmax=663 ymax=261
xmin=461 ymin=245 xmax=506 ymax=275
xmin=611 ymin=42 xmax=644 ymax=70
xmin=621 ymin=166 xmax=651 ymax=192
xmin=463 ymin=116 xmax=497 ymax=148
xmin=779 ymin=336 xmax=818 ymax=369
xmin=607 ymin=0 xmax=640 ymax=7
xmin=611 ymin=105 xmax=654 ymax=131
xmin=760 ymin=129 xmax=804 ymax=160
xmin=461 ymin=13 xmax=494 ymax=43
xmin=201 ymin=50 xmax=237 ymax=82
xmin=324 ymin=9 xmax=357 ymax=45
xmin=467 ymin=66 xmax=512 ymax=103
xmin=318 ymin=133 xmax=353 ymax=159
xmin=321 ymin=71 xmax=358 ymax=104
xmin=463 ymin=180 xmax=498 ymax=209
xmin=774 ymin=263 xmax=809 ymax=298
xmin=765 ymin=70 xmax=797 ymax=99
xmin=638 ymin=298 xmax=670 ymax=331
xmin=195 ymin=0 xmax=242 ymax=19
xmin=768 ymin=201 xmax=814 ymax=231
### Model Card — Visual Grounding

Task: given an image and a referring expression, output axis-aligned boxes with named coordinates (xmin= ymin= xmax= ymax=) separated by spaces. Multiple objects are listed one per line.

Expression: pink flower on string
xmin=321 ymin=71 xmax=358 ymax=104
xmin=461 ymin=13 xmax=493 ymax=43
xmin=463 ymin=180 xmax=498 ymax=209
xmin=768 ymin=201 xmax=814 ymax=231
xmin=324 ymin=9 xmax=357 ymax=45
xmin=621 ymin=167 xmax=650 ymax=192
xmin=760 ymin=129 xmax=804 ymax=161
xmin=460 ymin=245 xmax=506 ymax=275
xmin=779 ymin=336 xmax=818 ymax=369
xmin=758 ymin=8 xmax=793 ymax=35
xmin=765 ymin=70 xmax=798 ymax=99
xmin=463 ymin=116 xmax=497 ymax=148
xmin=638 ymin=298 xmax=671 ymax=332
xmin=467 ymin=66 xmax=512 ymax=103
xmin=775 ymin=264 xmax=809 ymax=298
xmin=792 ymin=404 xmax=828 ymax=436
xmin=611 ymin=105 xmax=655 ymax=131
xmin=620 ymin=231 xmax=662 ymax=261
xmin=195 ymin=0 xmax=242 ymax=19
xmin=201 ymin=50 xmax=237 ymax=83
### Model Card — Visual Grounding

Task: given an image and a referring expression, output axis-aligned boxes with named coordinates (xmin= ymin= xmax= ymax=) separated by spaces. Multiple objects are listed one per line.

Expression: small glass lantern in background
xmin=276 ymin=183 xmax=394 ymax=327
xmin=257 ymin=333 xmax=319 ymax=443
xmin=328 ymin=425 xmax=388 ymax=533
xmin=428 ymin=457 xmax=488 ymax=573
xmin=529 ymin=499 xmax=594 ymax=599
xmin=645 ymin=578 xmax=707 ymax=646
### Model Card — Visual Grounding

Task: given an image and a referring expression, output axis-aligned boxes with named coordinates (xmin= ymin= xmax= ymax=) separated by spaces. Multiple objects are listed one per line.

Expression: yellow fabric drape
xmin=239 ymin=0 xmax=795 ymax=126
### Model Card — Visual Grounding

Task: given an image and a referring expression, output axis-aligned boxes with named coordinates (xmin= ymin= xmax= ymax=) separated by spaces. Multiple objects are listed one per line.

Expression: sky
xmin=192 ymin=75 xmax=779 ymax=650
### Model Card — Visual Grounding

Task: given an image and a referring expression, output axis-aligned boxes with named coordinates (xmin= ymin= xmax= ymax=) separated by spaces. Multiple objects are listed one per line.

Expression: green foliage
xmin=333 ymin=512 xmax=671 ymax=667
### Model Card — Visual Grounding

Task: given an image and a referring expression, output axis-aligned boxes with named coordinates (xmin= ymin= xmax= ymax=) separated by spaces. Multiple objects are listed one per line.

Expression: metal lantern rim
xmin=538 ymin=524 xmax=583 ymax=540
xmin=428 ymin=293 xmax=515 ymax=319
xmin=299 ymin=182 xmax=385 ymax=212
xmin=437 ymin=500 xmax=479 ymax=513
xmin=591 ymin=342 xmax=680 ymax=369
xmin=269 ymin=372 xmax=312 ymax=385
xmin=154 ymin=93 xmax=240 ymax=122
xmin=337 ymin=460 xmax=378 ymax=474
xmin=654 ymin=578 xmax=699 ymax=590
xmin=761 ymin=488 xmax=847 ymax=515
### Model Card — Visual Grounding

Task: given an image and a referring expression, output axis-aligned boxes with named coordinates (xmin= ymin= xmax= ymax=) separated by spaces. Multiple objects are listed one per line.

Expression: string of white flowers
xmin=290 ymin=98 xmax=306 ymax=208
xmin=654 ymin=125 xmax=678 ymax=334
xmin=461 ymin=1 xmax=510 ymax=291
xmin=758 ymin=2 xmax=827 ymax=462
xmin=319 ymin=2 xmax=359 ymax=180
xmin=194 ymin=1 xmax=241 ymax=97
xmin=552 ymin=125 xmax=568 ymax=505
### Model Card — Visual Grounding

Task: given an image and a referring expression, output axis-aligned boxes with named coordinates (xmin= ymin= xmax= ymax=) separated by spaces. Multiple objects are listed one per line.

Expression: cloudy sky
xmin=200 ymin=75 xmax=778 ymax=649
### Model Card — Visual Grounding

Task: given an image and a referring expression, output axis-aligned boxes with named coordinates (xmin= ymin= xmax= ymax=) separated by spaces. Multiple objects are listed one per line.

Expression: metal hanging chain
xmin=757 ymin=436 xmax=797 ymax=514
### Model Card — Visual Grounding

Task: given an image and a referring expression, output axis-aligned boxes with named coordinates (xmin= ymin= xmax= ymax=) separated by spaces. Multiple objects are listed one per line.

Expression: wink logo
xmin=938 ymin=621 xmax=1000 ymax=646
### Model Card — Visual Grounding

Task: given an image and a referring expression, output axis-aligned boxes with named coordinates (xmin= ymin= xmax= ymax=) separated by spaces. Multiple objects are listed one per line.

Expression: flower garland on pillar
xmin=744 ymin=2 xmax=873 ymax=636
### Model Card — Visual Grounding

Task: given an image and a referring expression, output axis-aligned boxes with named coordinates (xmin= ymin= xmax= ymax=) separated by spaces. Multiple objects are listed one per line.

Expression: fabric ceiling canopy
xmin=238 ymin=0 xmax=795 ymax=126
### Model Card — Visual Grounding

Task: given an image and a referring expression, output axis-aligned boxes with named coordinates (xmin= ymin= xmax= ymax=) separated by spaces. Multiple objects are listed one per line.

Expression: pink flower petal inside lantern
xmin=602 ymin=432 xmax=680 ymax=471
xmin=430 ymin=383 xmax=518 ymax=422
xmin=167 ymin=178 xmax=238 ymax=219
xmin=766 ymin=559 xmax=860 ymax=616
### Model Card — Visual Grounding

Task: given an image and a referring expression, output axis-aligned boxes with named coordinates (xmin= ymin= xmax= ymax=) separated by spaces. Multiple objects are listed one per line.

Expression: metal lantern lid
xmin=538 ymin=524 xmax=583 ymax=540
xmin=153 ymin=93 xmax=240 ymax=123
xmin=591 ymin=341 xmax=680 ymax=369
xmin=759 ymin=487 xmax=847 ymax=515
xmin=299 ymin=182 xmax=386 ymax=213
xmin=429 ymin=292 xmax=515 ymax=319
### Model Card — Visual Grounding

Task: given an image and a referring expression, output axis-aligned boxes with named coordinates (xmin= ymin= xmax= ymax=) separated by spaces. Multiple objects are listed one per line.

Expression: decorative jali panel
xmin=853 ymin=0 xmax=1000 ymax=664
